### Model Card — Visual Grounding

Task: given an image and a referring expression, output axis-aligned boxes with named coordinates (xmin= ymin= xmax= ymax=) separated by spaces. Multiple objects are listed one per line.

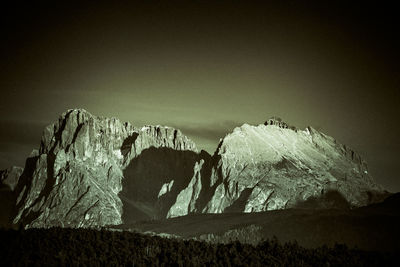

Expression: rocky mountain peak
xmin=204 ymin=121 xmax=384 ymax=214
xmin=264 ymin=116 xmax=296 ymax=130
xmin=13 ymin=109 xmax=199 ymax=228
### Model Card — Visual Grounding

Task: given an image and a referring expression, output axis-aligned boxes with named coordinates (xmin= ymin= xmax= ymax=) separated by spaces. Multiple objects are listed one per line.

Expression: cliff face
xmin=13 ymin=109 xmax=197 ymax=228
xmin=7 ymin=111 xmax=385 ymax=228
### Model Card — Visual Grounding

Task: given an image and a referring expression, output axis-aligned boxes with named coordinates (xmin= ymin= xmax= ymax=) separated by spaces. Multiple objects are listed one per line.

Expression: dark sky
xmin=1 ymin=2 xmax=399 ymax=191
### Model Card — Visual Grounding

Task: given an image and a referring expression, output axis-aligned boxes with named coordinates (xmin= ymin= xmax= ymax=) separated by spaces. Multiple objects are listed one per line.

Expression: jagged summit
xmin=13 ymin=109 xmax=199 ymax=228
xmin=65 ymin=108 xmax=89 ymax=114
xmin=264 ymin=116 xmax=296 ymax=130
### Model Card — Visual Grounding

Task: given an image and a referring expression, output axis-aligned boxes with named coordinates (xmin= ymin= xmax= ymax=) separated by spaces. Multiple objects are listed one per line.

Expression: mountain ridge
xmin=0 ymin=109 xmax=387 ymax=228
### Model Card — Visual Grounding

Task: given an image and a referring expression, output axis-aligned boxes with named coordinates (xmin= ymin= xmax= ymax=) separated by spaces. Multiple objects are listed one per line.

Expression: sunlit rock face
xmin=199 ymin=120 xmax=384 ymax=214
xmin=13 ymin=109 xmax=197 ymax=228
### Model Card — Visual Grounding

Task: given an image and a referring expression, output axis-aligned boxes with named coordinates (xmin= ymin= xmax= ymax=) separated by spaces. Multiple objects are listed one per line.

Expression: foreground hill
xmin=115 ymin=193 xmax=400 ymax=252
xmin=0 ymin=109 xmax=387 ymax=228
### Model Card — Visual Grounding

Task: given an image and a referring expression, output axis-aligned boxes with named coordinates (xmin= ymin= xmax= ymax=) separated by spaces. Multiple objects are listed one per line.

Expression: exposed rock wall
xmin=13 ymin=109 xmax=197 ymax=228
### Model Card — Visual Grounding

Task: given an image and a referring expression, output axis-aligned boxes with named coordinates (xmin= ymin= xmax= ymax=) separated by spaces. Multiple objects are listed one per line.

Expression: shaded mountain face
xmin=2 ymin=110 xmax=386 ymax=228
xmin=0 ymin=166 xmax=22 ymax=191
xmin=0 ymin=166 xmax=23 ymax=227
xmin=120 ymin=147 xmax=202 ymax=223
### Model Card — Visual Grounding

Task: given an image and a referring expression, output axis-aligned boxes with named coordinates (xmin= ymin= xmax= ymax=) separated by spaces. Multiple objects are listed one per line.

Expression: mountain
xmin=11 ymin=109 xmax=197 ymax=228
xmin=0 ymin=109 xmax=387 ymax=228
xmin=198 ymin=118 xmax=384 ymax=214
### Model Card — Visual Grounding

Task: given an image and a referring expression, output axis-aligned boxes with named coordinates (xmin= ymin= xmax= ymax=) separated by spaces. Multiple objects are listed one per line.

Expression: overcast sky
xmin=1 ymin=2 xmax=399 ymax=191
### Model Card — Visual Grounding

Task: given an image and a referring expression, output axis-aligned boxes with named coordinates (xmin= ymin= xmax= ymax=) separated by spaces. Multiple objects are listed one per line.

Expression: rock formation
xmin=12 ymin=109 xmax=197 ymax=228
xmin=0 ymin=166 xmax=23 ymax=227
xmin=3 ymin=110 xmax=386 ymax=228
xmin=195 ymin=122 xmax=383 ymax=214
xmin=1 ymin=166 xmax=23 ymax=191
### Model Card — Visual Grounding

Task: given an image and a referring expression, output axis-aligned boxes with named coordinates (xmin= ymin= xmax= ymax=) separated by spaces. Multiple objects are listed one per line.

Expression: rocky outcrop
xmin=0 ymin=166 xmax=23 ymax=227
xmin=13 ymin=109 xmax=198 ymax=228
xmin=1 ymin=166 xmax=23 ymax=191
xmin=264 ymin=116 xmax=295 ymax=130
xmin=8 ymin=110 xmax=386 ymax=228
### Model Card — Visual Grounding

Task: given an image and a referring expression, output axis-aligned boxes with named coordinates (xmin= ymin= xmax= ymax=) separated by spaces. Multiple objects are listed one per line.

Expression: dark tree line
xmin=0 ymin=227 xmax=396 ymax=266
